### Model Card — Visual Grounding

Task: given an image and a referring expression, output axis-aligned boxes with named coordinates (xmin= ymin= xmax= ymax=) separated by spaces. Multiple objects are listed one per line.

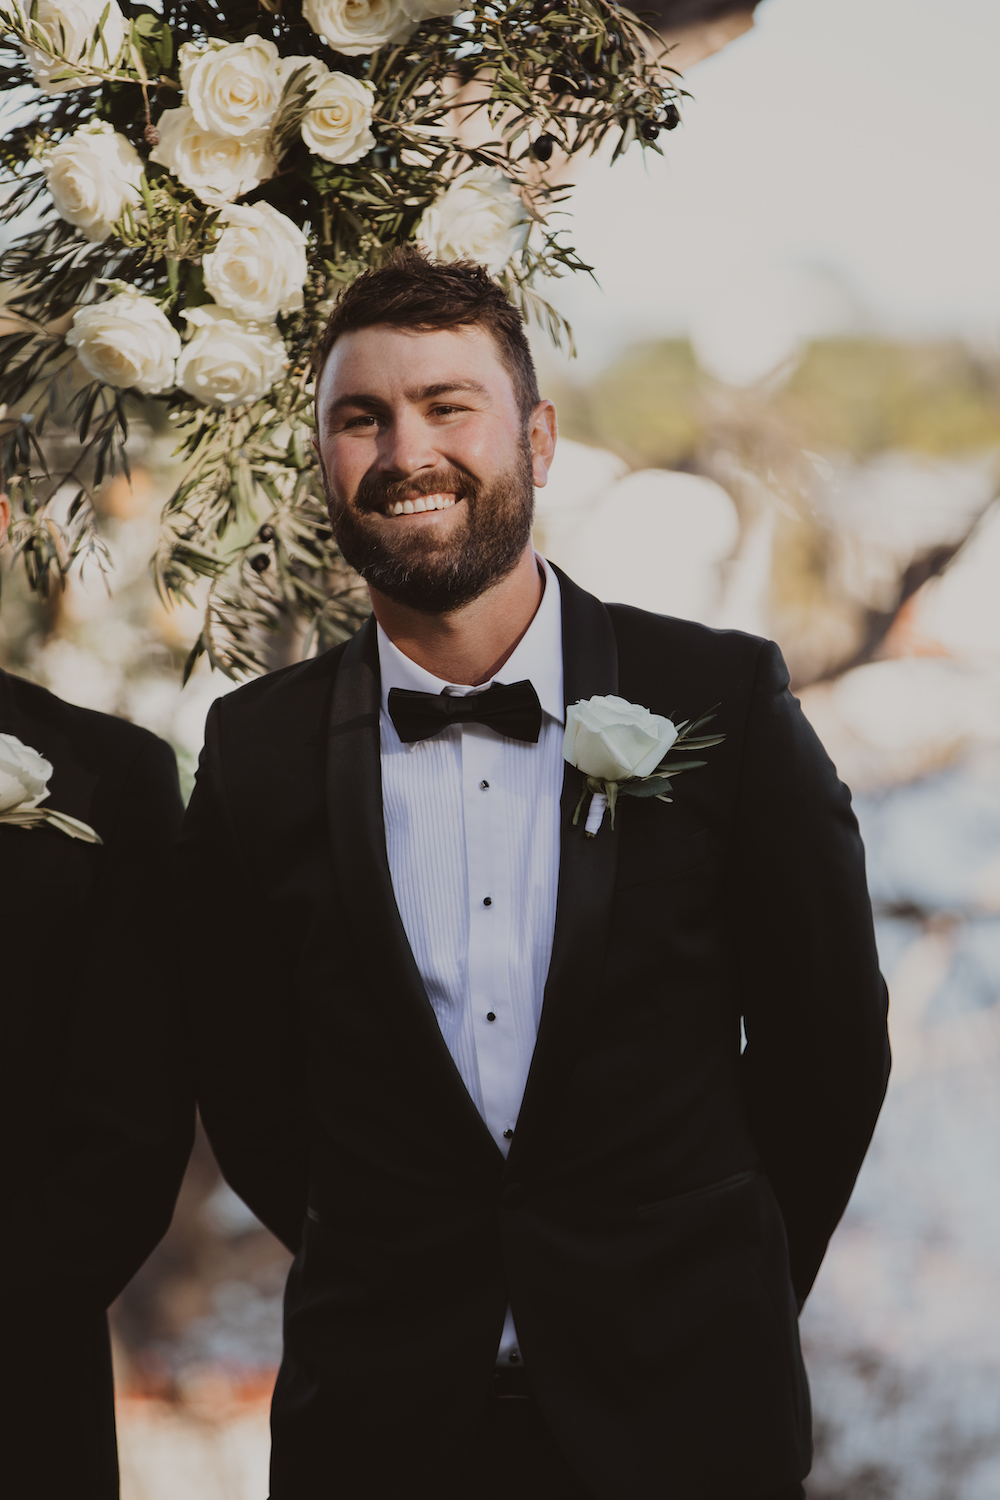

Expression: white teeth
xmin=386 ymin=494 xmax=459 ymax=516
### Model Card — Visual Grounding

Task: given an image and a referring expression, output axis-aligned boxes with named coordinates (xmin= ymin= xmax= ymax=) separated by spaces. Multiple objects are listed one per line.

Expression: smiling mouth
xmin=384 ymin=492 xmax=460 ymax=517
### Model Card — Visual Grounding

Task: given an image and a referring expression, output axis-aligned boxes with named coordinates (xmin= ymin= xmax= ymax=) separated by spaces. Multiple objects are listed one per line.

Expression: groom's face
xmin=314 ymin=323 xmax=550 ymax=613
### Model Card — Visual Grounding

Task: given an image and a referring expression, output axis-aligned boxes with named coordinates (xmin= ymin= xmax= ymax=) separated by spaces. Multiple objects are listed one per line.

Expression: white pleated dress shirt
xmin=377 ymin=556 xmax=565 ymax=1362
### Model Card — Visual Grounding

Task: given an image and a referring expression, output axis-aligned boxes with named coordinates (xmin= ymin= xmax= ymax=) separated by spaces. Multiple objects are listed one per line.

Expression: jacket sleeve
xmin=728 ymin=639 xmax=890 ymax=1307
xmin=0 ymin=734 xmax=195 ymax=1312
xmin=178 ymin=699 xmax=312 ymax=1253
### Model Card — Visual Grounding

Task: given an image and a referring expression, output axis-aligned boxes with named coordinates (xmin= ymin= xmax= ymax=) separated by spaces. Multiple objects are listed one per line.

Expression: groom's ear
xmin=528 ymin=400 xmax=558 ymax=488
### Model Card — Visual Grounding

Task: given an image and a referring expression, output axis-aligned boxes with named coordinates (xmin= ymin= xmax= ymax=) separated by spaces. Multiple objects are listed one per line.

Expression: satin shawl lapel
xmin=507 ymin=568 xmax=620 ymax=1165
xmin=325 ymin=620 xmax=502 ymax=1165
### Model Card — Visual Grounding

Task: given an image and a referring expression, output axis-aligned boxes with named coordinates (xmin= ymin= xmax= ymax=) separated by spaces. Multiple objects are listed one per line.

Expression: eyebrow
xmin=327 ymin=379 xmax=491 ymax=414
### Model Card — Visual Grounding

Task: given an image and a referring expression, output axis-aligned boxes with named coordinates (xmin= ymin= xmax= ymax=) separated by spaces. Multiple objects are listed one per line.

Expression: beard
xmin=325 ymin=439 xmax=535 ymax=615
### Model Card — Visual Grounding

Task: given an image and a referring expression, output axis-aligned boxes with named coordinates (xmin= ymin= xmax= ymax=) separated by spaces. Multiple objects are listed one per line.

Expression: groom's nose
xmin=376 ymin=406 xmax=439 ymax=479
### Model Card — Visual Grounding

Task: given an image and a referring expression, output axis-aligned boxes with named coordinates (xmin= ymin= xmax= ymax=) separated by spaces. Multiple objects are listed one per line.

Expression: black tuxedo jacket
xmin=182 ymin=568 xmax=889 ymax=1500
xmin=0 ymin=669 xmax=194 ymax=1500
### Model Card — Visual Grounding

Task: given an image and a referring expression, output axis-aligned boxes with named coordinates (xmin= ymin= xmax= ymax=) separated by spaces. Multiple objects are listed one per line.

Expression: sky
xmin=536 ymin=0 xmax=1000 ymax=381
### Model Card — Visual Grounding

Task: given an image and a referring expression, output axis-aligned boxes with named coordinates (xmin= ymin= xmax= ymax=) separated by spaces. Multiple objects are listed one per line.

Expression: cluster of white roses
xmin=68 ymin=199 xmax=306 ymax=405
xmin=150 ymin=35 xmax=379 ymax=207
xmin=16 ymin=0 xmax=531 ymax=408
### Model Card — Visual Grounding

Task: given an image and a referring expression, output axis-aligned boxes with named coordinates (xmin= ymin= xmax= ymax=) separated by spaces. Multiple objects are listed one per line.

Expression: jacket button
xmin=500 ymin=1182 xmax=526 ymax=1209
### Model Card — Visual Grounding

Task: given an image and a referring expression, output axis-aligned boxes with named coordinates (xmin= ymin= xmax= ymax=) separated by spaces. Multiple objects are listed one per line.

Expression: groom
xmin=182 ymin=249 xmax=890 ymax=1499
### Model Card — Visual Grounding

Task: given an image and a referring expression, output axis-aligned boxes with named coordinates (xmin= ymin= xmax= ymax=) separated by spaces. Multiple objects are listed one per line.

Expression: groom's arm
xmin=179 ymin=699 xmax=312 ymax=1253
xmin=728 ymin=639 xmax=890 ymax=1308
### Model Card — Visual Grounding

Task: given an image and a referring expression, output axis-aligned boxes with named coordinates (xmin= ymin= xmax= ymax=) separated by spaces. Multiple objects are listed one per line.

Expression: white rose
xmin=301 ymin=0 xmax=415 ymax=55
xmin=563 ymin=696 xmax=679 ymax=783
xmin=66 ymin=292 xmax=181 ymax=394
xmin=149 ymin=106 xmax=276 ymax=206
xmin=17 ymin=0 xmax=125 ymax=93
xmin=179 ymin=35 xmax=284 ymax=139
xmin=202 ymin=203 xmax=307 ymax=322
xmin=177 ymin=305 xmax=287 ymax=407
xmin=42 ymin=120 xmax=142 ymax=243
xmin=0 ymin=734 xmax=53 ymax=813
xmin=416 ymin=168 xmax=529 ymax=275
xmin=300 ymin=67 xmax=375 ymax=165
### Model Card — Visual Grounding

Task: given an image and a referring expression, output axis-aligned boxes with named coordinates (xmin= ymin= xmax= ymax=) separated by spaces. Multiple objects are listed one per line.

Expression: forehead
xmin=317 ymin=322 xmax=514 ymax=417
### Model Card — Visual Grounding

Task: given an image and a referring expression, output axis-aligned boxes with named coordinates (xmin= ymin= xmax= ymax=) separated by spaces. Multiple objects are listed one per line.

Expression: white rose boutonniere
xmin=563 ymin=697 xmax=725 ymax=836
xmin=0 ymin=734 xmax=102 ymax=843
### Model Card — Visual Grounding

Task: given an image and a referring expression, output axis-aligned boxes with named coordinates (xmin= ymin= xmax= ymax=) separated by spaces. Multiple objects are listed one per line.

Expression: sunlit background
xmin=3 ymin=0 xmax=1000 ymax=1494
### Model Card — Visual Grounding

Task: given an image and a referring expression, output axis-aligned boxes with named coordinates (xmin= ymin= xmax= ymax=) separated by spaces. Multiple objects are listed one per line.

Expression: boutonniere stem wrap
xmin=0 ymin=734 xmax=103 ymax=844
xmin=563 ymin=696 xmax=725 ymax=837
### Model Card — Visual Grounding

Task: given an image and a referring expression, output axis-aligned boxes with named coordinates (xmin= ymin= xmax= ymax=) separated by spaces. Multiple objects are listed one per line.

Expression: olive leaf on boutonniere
xmin=0 ymin=734 xmax=102 ymax=843
xmin=563 ymin=696 xmax=725 ymax=837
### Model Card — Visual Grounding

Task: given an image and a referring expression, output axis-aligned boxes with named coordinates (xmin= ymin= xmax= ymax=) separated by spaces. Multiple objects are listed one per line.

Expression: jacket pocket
xmin=616 ymin=826 xmax=712 ymax=892
xmin=637 ymin=1168 xmax=759 ymax=1222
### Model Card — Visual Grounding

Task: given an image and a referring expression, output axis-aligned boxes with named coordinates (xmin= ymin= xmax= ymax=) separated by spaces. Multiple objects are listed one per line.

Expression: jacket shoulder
xmin=1 ymin=669 xmax=173 ymax=766
xmin=210 ymin=638 xmax=352 ymax=731
xmin=604 ymin=601 xmax=768 ymax=668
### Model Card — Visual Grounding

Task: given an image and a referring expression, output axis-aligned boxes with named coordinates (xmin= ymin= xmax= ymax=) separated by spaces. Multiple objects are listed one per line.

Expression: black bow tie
xmin=387 ymin=680 xmax=543 ymax=745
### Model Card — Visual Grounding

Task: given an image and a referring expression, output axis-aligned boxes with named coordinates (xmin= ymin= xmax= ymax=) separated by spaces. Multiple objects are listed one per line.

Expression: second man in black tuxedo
xmin=181 ymin=250 xmax=890 ymax=1499
xmin=0 ymin=482 xmax=194 ymax=1497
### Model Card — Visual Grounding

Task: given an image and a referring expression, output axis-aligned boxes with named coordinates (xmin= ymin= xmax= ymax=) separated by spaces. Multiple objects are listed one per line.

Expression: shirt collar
xmin=377 ymin=555 xmax=564 ymax=727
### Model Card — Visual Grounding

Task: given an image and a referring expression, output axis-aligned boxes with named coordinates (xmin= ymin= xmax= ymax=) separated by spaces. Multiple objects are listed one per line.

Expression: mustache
xmin=353 ymin=465 xmax=479 ymax=514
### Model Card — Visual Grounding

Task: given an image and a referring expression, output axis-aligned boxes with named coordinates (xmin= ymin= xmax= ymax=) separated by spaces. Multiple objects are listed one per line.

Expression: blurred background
xmin=3 ymin=0 xmax=1000 ymax=1494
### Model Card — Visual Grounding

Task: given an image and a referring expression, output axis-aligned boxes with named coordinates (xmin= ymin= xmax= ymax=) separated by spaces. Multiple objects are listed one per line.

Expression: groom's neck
xmin=369 ymin=545 xmax=543 ymax=686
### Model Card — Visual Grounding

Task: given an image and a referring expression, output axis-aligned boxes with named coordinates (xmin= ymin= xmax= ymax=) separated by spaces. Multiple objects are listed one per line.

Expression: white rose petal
xmin=17 ymin=0 xmax=126 ymax=93
xmin=300 ymin=67 xmax=376 ymax=165
xmin=563 ymin=695 xmax=679 ymax=782
xmin=179 ymin=35 xmax=285 ymax=139
xmin=42 ymin=120 xmax=142 ymax=244
xmin=66 ymin=292 xmax=181 ymax=394
xmin=177 ymin=305 xmax=287 ymax=407
xmin=416 ymin=168 xmax=529 ymax=275
xmin=202 ymin=203 xmax=307 ymax=322
xmin=149 ymin=106 xmax=276 ymax=206
xmin=301 ymin=0 xmax=415 ymax=55
xmin=0 ymin=734 xmax=53 ymax=813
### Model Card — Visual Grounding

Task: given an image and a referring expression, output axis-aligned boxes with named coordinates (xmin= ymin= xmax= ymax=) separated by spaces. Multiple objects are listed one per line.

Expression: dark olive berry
xmin=250 ymin=553 xmax=270 ymax=573
xmin=533 ymin=133 xmax=556 ymax=162
xmin=258 ymin=524 xmax=275 ymax=542
xmin=663 ymin=103 xmax=681 ymax=130
xmin=640 ymin=119 xmax=660 ymax=141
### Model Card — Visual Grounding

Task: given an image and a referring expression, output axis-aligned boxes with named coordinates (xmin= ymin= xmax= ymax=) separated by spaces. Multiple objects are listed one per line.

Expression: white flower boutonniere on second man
xmin=0 ymin=734 xmax=102 ymax=843
xmin=563 ymin=696 xmax=725 ymax=836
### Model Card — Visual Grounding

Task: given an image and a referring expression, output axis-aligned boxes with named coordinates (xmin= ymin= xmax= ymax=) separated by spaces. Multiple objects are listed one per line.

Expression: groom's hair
xmin=314 ymin=246 xmax=540 ymax=423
